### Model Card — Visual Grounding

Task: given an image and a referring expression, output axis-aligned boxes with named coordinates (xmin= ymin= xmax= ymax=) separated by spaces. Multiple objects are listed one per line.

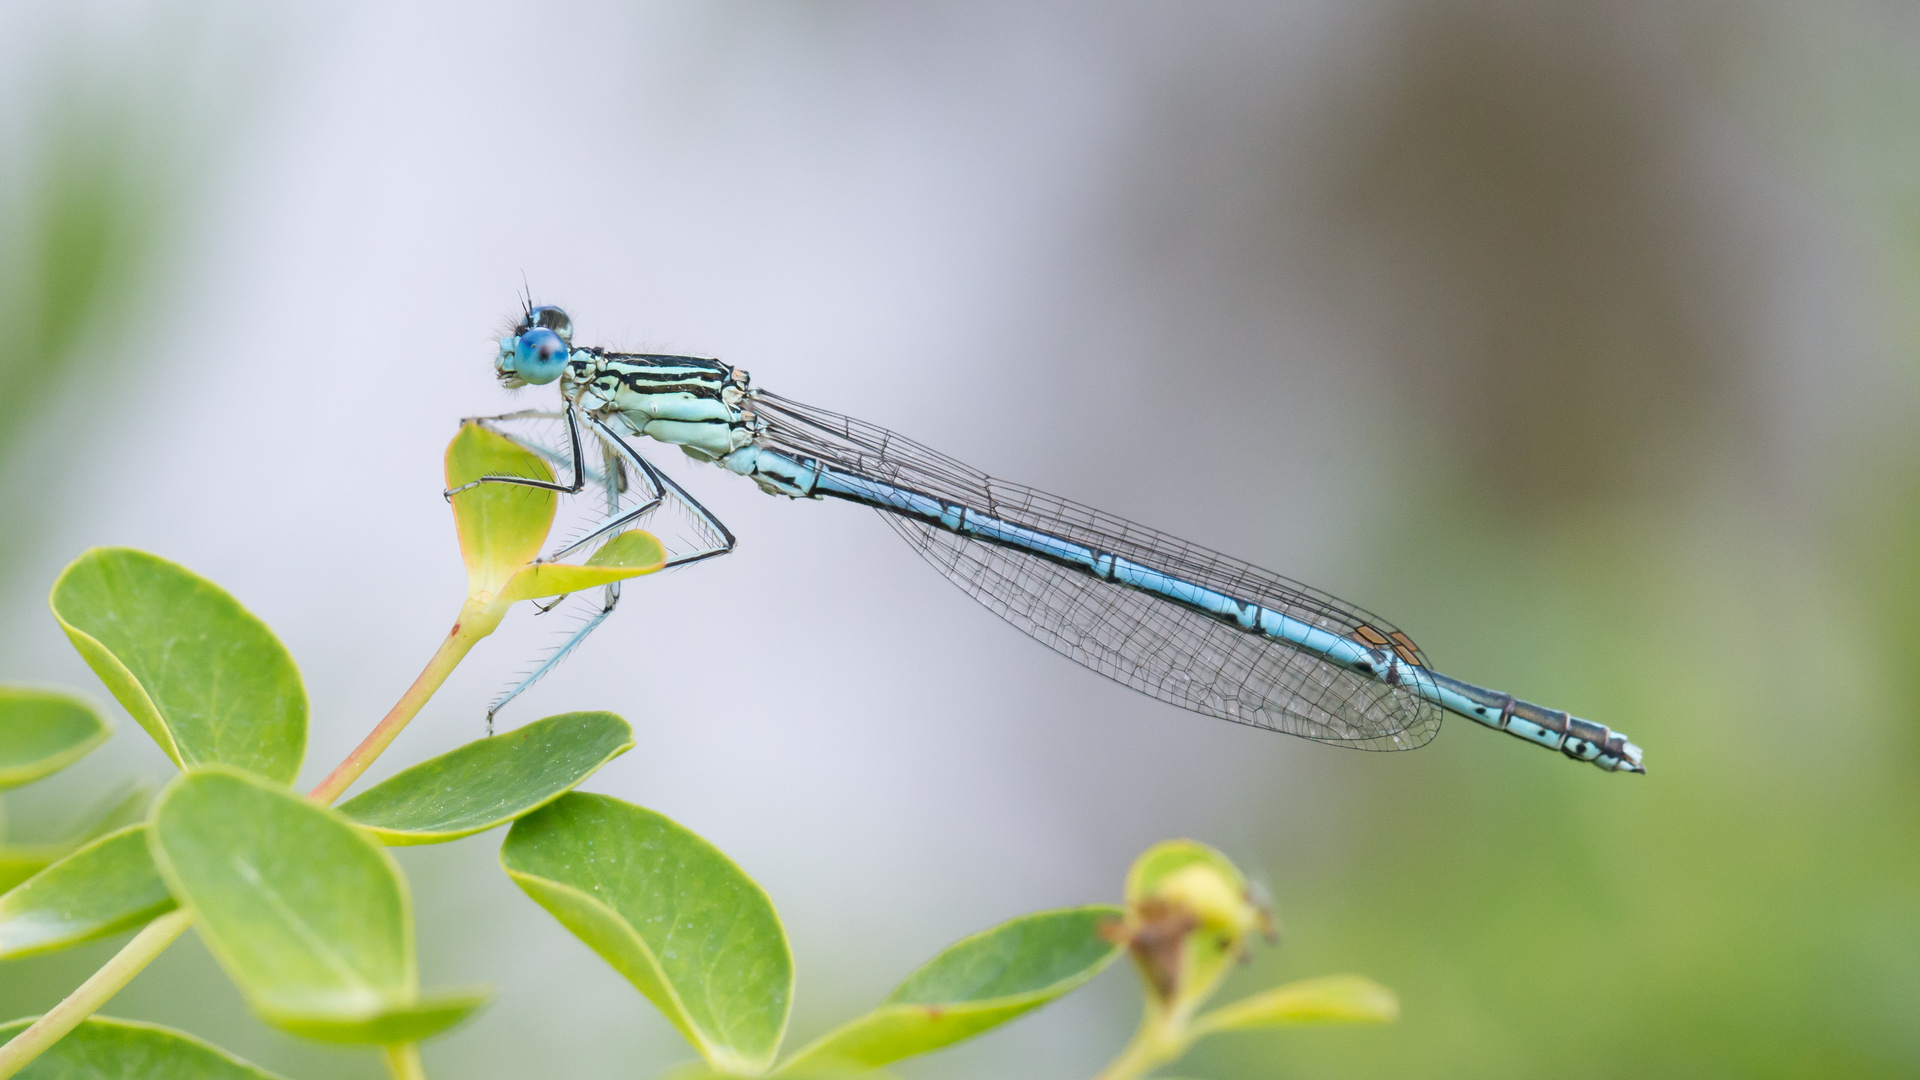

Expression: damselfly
xmin=453 ymin=303 xmax=1644 ymax=774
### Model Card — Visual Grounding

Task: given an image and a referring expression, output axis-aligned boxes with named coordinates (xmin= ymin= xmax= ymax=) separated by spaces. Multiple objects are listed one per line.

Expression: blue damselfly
xmin=454 ymin=304 xmax=1643 ymax=774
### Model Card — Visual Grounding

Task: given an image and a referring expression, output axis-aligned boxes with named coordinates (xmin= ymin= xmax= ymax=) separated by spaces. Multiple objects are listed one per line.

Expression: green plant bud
xmin=1148 ymin=864 xmax=1265 ymax=945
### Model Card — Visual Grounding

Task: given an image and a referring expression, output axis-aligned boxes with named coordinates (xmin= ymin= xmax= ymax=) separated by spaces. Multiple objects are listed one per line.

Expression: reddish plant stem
xmin=308 ymin=612 xmax=495 ymax=804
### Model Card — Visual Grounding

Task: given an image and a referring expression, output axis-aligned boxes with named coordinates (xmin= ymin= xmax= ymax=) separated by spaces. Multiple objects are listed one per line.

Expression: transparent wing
xmin=753 ymin=392 xmax=1441 ymax=750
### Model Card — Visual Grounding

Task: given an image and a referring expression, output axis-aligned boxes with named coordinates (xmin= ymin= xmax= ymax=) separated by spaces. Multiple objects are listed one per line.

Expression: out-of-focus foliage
xmin=1180 ymin=7 xmax=1920 ymax=1078
xmin=0 ymin=101 xmax=171 ymax=449
xmin=0 ymin=1 xmax=256 ymax=566
xmin=0 ymin=79 xmax=192 ymax=459
xmin=1096 ymin=841 xmax=1393 ymax=1079
xmin=779 ymin=905 xmax=1123 ymax=1073
xmin=0 ymin=689 xmax=108 ymax=791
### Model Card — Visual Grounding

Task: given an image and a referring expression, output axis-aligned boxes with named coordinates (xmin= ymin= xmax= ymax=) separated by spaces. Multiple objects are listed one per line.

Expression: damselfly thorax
xmin=560 ymin=350 xmax=762 ymax=465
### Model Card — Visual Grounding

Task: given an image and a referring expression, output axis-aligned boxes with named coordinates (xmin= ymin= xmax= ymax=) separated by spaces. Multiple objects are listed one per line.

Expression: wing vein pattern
xmin=753 ymin=391 xmax=1441 ymax=751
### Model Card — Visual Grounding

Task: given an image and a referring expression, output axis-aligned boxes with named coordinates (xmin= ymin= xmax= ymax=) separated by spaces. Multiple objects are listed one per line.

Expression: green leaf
xmin=338 ymin=711 xmax=633 ymax=845
xmin=148 ymin=769 xmax=490 ymax=1044
xmin=448 ymin=422 xmax=557 ymax=598
xmin=0 ymin=1016 xmax=288 ymax=1079
xmin=777 ymin=905 xmax=1123 ymax=1073
xmin=264 ymin=989 xmax=495 ymax=1045
xmin=1190 ymin=975 xmax=1400 ymax=1035
xmin=499 ymin=531 xmax=668 ymax=603
xmin=0 ymin=825 xmax=174 ymax=960
xmin=501 ymin=793 xmax=792 ymax=1074
xmin=0 ymin=687 xmax=110 ymax=790
xmin=584 ymin=529 xmax=671 ymax=570
xmin=49 ymin=548 xmax=307 ymax=785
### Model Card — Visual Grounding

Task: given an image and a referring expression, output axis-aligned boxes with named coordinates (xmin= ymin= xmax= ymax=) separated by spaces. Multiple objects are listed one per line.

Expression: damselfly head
xmin=496 ymin=305 xmax=573 ymax=388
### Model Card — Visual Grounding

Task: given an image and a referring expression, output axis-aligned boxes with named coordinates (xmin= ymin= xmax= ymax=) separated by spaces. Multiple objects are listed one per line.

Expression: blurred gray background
xmin=3 ymin=1 xmax=1918 ymax=1077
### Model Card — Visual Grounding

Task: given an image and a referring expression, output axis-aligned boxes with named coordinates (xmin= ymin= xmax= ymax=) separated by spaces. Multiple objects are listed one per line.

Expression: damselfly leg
xmin=483 ymin=428 xmax=625 ymax=730
xmin=446 ymin=406 xmax=588 ymax=498
xmin=460 ymin=408 xmax=739 ymax=730
xmin=590 ymin=414 xmax=737 ymax=570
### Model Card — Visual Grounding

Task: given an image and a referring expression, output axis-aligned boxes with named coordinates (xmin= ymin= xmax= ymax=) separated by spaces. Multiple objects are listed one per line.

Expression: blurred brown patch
xmin=1318 ymin=4 xmax=1744 ymax=512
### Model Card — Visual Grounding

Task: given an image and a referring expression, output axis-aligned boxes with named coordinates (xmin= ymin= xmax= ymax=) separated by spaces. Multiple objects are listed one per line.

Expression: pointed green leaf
xmin=448 ymin=422 xmax=557 ymax=598
xmin=0 ymin=825 xmax=174 ymax=960
xmin=584 ymin=528 xmax=671 ymax=569
xmin=49 ymin=548 xmax=307 ymax=785
xmin=501 ymin=793 xmax=792 ymax=1074
xmin=777 ymin=906 xmax=1123 ymax=1073
xmin=338 ymin=711 xmax=633 ymax=845
xmin=0 ymin=687 xmax=110 ymax=790
xmin=499 ymin=562 xmax=659 ymax=604
xmin=0 ymin=1016 xmax=288 ymax=1079
xmin=148 ymin=769 xmax=489 ymax=1044
xmin=499 ymin=531 xmax=668 ymax=603
xmin=1189 ymin=975 xmax=1399 ymax=1035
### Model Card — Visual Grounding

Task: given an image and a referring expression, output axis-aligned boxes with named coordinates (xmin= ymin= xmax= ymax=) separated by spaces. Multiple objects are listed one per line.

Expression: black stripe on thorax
xmin=598 ymin=351 xmax=728 ymax=372
xmin=590 ymin=352 xmax=731 ymax=399
xmin=620 ymin=377 xmax=725 ymax=398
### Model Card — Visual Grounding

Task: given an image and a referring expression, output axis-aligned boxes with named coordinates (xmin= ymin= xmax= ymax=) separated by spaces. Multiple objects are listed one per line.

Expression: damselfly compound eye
xmin=512 ymin=326 xmax=569 ymax=385
xmin=530 ymin=305 xmax=572 ymax=342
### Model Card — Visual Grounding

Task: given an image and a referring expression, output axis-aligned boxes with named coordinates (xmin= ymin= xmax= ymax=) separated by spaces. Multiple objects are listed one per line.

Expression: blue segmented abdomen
xmin=727 ymin=442 xmax=1641 ymax=773
xmin=741 ymin=445 xmax=1407 ymax=672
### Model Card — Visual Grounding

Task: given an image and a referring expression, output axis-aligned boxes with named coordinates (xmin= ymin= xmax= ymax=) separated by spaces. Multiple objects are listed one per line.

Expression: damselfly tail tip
xmin=1621 ymin=741 xmax=1646 ymax=774
xmin=1568 ymin=722 xmax=1644 ymax=774
xmin=1604 ymin=737 xmax=1646 ymax=775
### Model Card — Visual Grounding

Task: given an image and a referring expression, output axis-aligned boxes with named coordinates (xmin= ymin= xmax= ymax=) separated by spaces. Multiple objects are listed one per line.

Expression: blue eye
xmin=508 ymin=326 xmax=570 ymax=385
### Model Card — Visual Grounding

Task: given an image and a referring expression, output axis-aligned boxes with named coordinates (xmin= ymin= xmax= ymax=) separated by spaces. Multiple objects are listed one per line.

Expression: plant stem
xmin=308 ymin=612 xmax=494 ymax=805
xmin=1093 ymin=1006 xmax=1189 ymax=1080
xmin=0 ymin=909 xmax=193 ymax=1080
xmin=384 ymin=1042 xmax=427 ymax=1080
